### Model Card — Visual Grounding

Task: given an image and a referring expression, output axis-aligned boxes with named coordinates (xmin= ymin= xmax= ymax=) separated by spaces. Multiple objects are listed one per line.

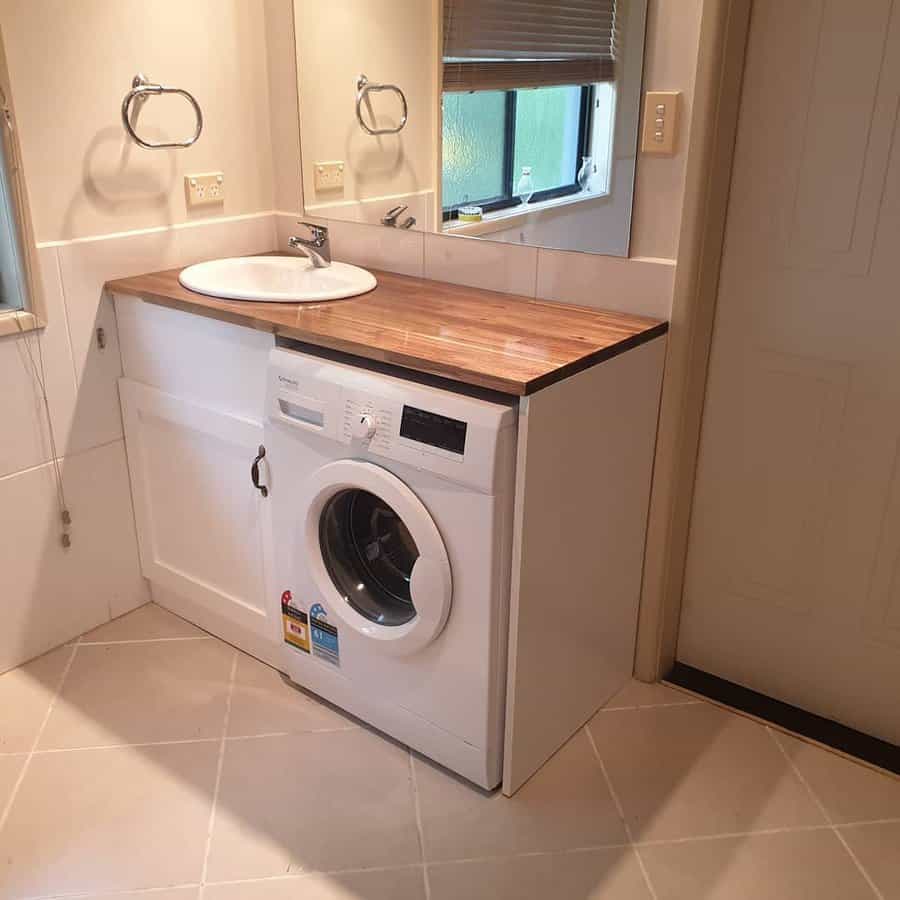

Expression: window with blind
xmin=0 ymin=29 xmax=33 ymax=317
xmin=441 ymin=0 xmax=621 ymax=219
xmin=0 ymin=116 xmax=27 ymax=313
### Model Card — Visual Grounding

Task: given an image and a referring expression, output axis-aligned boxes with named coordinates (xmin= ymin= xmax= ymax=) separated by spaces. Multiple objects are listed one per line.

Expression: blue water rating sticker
xmin=281 ymin=590 xmax=310 ymax=653
xmin=310 ymin=604 xmax=340 ymax=667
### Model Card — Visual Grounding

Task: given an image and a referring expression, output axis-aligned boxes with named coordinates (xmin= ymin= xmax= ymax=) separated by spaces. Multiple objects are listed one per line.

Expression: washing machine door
xmin=301 ymin=459 xmax=452 ymax=656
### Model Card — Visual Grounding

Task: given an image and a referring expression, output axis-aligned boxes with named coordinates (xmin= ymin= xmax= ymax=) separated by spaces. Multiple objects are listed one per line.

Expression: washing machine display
xmin=319 ymin=488 xmax=419 ymax=627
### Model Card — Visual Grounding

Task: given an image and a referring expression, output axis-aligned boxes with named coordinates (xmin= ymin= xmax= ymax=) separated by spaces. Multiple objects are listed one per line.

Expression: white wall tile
xmin=424 ymin=233 xmax=537 ymax=297
xmin=53 ymin=214 xmax=277 ymax=457
xmin=536 ymin=249 xmax=676 ymax=320
xmin=0 ymin=248 xmax=77 ymax=478
xmin=324 ymin=219 xmax=425 ymax=277
xmin=0 ymin=440 xmax=148 ymax=672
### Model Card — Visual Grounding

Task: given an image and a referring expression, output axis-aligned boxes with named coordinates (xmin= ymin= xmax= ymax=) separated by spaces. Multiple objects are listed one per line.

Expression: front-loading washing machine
xmin=264 ymin=343 xmax=518 ymax=789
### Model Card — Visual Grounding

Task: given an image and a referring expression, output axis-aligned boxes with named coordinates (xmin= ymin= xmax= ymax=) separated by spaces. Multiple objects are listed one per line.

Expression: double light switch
xmin=641 ymin=91 xmax=680 ymax=156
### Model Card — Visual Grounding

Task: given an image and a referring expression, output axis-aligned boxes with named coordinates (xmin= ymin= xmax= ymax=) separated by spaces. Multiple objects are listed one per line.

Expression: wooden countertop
xmin=106 ymin=265 xmax=667 ymax=396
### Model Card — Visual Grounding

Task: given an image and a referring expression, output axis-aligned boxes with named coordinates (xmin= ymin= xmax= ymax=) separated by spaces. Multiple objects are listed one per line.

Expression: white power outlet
xmin=185 ymin=172 xmax=225 ymax=207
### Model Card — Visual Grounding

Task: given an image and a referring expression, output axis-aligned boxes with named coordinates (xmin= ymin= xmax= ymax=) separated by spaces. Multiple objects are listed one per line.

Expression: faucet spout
xmin=288 ymin=223 xmax=331 ymax=267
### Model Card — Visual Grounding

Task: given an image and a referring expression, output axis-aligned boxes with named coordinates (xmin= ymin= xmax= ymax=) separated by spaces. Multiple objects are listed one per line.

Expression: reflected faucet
xmin=288 ymin=223 xmax=331 ymax=268
xmin=381 ymin=204 xmax=408 ymax=227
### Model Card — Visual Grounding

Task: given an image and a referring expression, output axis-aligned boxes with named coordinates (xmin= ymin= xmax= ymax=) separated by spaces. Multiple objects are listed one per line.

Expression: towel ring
xmin=355 ymin=74 xmax=408 ymax=136
xmin=121 ymin=73 xmax=203 ymax=150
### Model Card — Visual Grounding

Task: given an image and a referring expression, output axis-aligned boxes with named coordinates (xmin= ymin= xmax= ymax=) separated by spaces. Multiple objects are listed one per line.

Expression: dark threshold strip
xmin=667 ymin=662 xmax=900 ymax=777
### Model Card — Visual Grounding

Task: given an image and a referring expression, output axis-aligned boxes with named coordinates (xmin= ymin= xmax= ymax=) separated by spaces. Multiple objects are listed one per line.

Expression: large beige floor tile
xmin=414 ymin=730 xmax=627 ymax=862
xmin=39 ymin=639 xmax=234 ymax=749
xmin=428 ymin=848 xmax=653 ymax=900
xmin=81 ymin=602 xmax=206 ymax=642
xmin=0 ymin=645 xmax=71 ymax=752
xmin=227 ymin=652 xmax=354 ymax=737
xmin=604 ymin=680 xmax=699 ymax=710
xmin=205 ymin=867 xmax=426 ymax=899
xmin=206 ymin=729 xmax=421 ymax=881
xmin=839 ymin=822 xmax=900 ymax=899
xmin=640 ymin=830 xmax=875 ymax=900
xmin=0 ymin=742 xmax=217 ymax=897
xmin=0 ymin=754 xmax=26 ymax=812
xmin=587 ymin=703 xmax=826 ymax=841
xmin=775 ymin=733 xmax=900 ymax=823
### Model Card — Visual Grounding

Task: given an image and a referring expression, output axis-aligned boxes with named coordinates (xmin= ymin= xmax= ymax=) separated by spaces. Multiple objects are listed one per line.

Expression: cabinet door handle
xmin=251 ymin=445 xmax=268 ymax=498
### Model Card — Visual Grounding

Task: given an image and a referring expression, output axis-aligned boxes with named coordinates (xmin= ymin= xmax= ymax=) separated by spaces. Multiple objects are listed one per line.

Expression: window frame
xmin=0 ymin=24 xmax=45 ymax=336
xmin=443 ymin=84 xmax=595 ymax=222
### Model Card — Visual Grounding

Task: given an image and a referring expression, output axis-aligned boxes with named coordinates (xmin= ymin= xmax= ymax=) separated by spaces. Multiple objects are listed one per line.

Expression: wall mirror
xmin=293 ymin=0 xmax=648 ymax=257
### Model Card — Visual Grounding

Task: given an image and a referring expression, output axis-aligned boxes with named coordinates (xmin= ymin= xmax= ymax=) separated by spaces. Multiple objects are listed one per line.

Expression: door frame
xmin=633 ymin=0 xmax=754 ymax=680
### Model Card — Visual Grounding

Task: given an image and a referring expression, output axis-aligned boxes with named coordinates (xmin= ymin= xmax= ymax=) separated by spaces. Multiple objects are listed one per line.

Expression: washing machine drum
xmin=302 ymin=460 xmax=452 ymax=656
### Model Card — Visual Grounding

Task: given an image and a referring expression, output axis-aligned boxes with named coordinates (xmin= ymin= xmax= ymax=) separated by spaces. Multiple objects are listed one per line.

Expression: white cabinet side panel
xmin=503 ymin=337 xmax=666 ymax=794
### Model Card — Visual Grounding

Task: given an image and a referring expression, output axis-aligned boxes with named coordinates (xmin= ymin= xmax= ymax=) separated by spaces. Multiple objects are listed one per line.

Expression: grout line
xmin=584 ymin=725 xmax=658 ymax=900
xmin=225 ymin=726 xmax=359 ymax=741
xmin=76 ymin=636 xmax=215 ymax=646
xmin=767 ymin=727 xmax=885 ymax=900
xmin=205 ymin=861 xmax=425 ymax=888
xmin=21 ymin=885 xmax=202 ymax=900
xmin=0 ymin=640 xmax=80 ymax=834
xmin=199 ymin=649 xmax=239 ymax=897
xmin=597 ymin=701 xmax=704 ymax=712
xmin=408 ymin=751 xmax=432 ymax=900
xmin=33 ymin=737 xmax=221 ymax=754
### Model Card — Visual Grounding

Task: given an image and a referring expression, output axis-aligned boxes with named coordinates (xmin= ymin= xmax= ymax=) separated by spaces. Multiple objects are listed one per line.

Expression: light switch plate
xmin=314 ymin=161 xmax=345 ymax=191
xmin=641 ymin=92 xmax=680 ymax=155
xmin=184 ymin=172 xmax=225 ymax=207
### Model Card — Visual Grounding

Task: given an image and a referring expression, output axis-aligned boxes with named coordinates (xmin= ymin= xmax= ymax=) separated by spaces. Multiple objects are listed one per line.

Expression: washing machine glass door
xmin=303 ymin=459 xmax=452 ymax=655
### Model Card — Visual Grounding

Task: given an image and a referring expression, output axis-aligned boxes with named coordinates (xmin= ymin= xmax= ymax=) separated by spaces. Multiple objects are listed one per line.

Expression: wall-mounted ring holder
xmin=355 ymin=74 xmax=408 ymax=136
xmin=121 ymin=73 xmax=203 ymax=150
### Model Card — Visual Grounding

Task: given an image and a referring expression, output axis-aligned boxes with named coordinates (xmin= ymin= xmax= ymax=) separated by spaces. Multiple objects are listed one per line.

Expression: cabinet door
xmin=119 ymin=379 xmax=273 ymax=640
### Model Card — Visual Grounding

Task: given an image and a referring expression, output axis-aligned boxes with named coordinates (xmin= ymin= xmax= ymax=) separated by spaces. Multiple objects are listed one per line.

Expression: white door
xmin=678 ymin=1 xmax=900 ymax=743
xmin=120 ymin=379 xmax=274 ymax=639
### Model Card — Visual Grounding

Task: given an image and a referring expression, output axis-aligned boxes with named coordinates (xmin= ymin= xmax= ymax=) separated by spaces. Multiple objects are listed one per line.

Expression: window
xmin=0 ymin=123 xmax=27 ymax=313
xmin=442 ymin=84 xmax=594 ymax=219
xmin=0 ymin=25 xmax=39 ymax=328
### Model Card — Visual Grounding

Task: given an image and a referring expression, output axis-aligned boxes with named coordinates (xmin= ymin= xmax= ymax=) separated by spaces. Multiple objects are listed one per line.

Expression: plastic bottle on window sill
xmin=515 ymin=167 xmax=534 ymax=205
xmin=578 ymin=156 xmax=594 ymax=192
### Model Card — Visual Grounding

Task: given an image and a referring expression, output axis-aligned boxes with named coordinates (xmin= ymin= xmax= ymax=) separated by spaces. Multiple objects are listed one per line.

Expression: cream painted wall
xmin=1 ymin=0 xmax=276 ymax=243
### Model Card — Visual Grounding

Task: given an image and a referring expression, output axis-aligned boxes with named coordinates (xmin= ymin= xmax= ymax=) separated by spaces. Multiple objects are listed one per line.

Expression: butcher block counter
xmin=105 ymin=264 xmax=667 ymax=396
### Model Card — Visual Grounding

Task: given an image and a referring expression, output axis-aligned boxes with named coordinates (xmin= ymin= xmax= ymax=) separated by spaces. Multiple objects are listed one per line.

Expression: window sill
xmin=443 ymin=189 xmax=610 ymax=237
xmin=0 ymin=309 xmax=43 ymax=338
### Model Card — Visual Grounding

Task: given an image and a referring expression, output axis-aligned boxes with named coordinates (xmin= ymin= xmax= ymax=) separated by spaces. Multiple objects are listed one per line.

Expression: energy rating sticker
xmin=310 ymin=605 xmax=340 ymax=667
xmin=281 ymin=590 xmax=310 ymax=653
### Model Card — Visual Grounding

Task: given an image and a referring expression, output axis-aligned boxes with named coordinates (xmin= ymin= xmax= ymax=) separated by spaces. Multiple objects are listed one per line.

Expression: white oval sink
xmin=178 ymin=256 xmax=377 ymax=303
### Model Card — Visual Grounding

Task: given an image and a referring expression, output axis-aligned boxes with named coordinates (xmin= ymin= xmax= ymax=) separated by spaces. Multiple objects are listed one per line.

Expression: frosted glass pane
xmin=442 ymin=91 xmax=506 ymax=209
xmin=513 ymin=86 xmax=582 ymax=194
xmin=0 ymin=134 xmax=26 ymax=311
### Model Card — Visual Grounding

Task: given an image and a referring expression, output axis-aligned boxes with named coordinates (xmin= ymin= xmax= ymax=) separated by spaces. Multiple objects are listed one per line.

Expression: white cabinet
xmin=119 ymin=378 xmax=274 ymax=642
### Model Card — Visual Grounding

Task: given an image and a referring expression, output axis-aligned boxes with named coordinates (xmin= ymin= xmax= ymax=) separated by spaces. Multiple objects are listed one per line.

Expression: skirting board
xmin=502 ymin=336 xmax=667 ymax=795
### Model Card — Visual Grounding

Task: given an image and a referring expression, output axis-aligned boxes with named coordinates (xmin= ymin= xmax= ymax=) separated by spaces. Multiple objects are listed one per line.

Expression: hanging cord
xmin=14 ymin=316 xmax=72 ymax=547
xmin=3 ymin=85 xmax=71 ymax=546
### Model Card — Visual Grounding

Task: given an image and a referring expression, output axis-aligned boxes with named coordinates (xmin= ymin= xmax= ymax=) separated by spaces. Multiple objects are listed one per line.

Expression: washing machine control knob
xmin=352 ymin=414 xmax=377 ymax=441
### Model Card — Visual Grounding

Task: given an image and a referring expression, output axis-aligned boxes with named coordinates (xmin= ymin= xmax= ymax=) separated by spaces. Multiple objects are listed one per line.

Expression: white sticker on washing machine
xmin=310 ymin=605 xmax=340 ymax=667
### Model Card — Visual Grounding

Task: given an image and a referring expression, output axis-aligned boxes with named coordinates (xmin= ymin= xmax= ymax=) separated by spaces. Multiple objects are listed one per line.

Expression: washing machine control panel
xmin=342 ymin=398 xmax=395 ymax=455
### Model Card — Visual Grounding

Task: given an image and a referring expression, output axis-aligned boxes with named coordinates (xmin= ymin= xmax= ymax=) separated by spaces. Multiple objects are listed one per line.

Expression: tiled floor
xmin=1 ymin=604 xmax=898 ymax=900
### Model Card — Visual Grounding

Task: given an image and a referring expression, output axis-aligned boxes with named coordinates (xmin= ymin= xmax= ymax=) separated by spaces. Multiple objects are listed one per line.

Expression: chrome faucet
xmin=288 ymin=223 xmax=331 ymax=268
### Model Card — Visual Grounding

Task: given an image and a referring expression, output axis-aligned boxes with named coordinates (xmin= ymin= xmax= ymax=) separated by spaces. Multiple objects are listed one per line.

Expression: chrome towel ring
xmin=121 ymin=73 xmax=203 ymax=150
xmin=355 ymin=74 xmax=408 ymax=136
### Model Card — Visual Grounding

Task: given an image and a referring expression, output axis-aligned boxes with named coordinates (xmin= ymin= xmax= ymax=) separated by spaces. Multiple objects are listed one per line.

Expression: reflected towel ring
xmin=121 ymin=73 xmax=203 ymax=150
xmin=356 ymin=74 xmax=408 ymax=136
